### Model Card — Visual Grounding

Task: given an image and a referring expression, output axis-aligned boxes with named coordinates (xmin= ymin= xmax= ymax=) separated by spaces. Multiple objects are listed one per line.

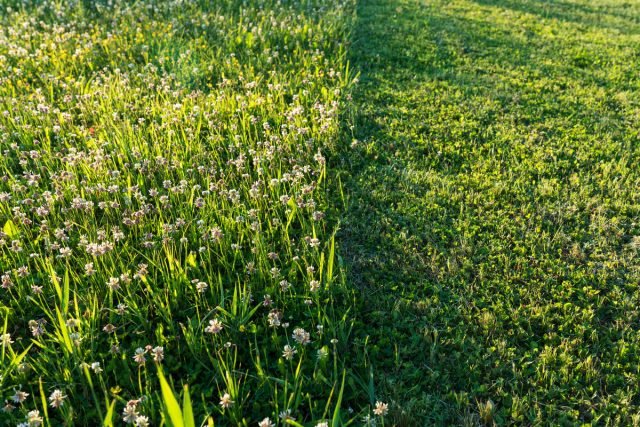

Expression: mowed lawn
xmin=339 ymin=0 xmax=640 ymax=425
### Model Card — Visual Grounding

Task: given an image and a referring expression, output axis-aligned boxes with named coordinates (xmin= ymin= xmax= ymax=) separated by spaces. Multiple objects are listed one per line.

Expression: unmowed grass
xmin=0 ymin=0 xmax=363 ymax=425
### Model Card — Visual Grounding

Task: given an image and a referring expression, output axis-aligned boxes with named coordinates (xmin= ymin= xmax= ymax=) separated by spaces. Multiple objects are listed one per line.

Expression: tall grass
xmin=0 ymin=0 xmax=366 ymax=425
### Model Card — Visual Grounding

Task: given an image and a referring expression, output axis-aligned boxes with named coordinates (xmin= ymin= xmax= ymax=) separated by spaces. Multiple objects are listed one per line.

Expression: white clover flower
xmin=282 ymin=345 xmax=297 ymax=360
xmin=205 ymin=318 xmax=223 ymax=334
xmin=122 ymin=402 xmax=139 ymax=424
xmin=84 ymin=263 xmax=96 ymax=276
xmin=12 ymin=390 xmax=29 ymax=404
xmin=196 ymin=281 xmax=208 ymax=293
xmin=27 ymin=409 xmax=43 ymax=426
xmin=279 ymin=409 xmax=295 ymax=421
xmin=292 ymin=328 xmax=311 ymax=345
xmin=133 ymin=348 xmax=147 ymax=365
xmin=267 ymin=310 xmax=282 ymax=328
xmin=48 ymin=389 xmax=66 ymax=408
xmin=219 ymin=392 xmax=234 ymax=409
xmin=279 ymin=280 xmax=291 ymax=291
xmin=135 ymin=415 xmax=150 ymax=427
xmin=106 ymin=277 xmax=120 ymax=291
xmin=373 ymin=401 xmax=388 ymax=416
xmin=1 ymin=333 xmax=14 ymax=347
xmin=151 ymin=346 xmax=164 ymax=362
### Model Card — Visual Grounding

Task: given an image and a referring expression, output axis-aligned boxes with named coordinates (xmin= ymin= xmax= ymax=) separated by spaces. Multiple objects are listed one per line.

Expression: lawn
xmin=339 ymin=0 xmax=640 ymax=425
xmin=2 ymin=0 xmax=640 ymax=425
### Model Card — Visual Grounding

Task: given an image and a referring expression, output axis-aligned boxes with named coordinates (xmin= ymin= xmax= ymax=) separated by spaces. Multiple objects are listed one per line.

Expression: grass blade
xmin=157 ymin=365 xmax=184 ymax=427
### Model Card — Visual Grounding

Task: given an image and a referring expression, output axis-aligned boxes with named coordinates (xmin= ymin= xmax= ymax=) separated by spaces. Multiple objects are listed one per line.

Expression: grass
xmin=338 ymin=0 xmax=640 ymax=425
xmin=0 ymin=0 xmax=359 ymax=425
xmin=2 ymin=0 xmax=640 ymax=425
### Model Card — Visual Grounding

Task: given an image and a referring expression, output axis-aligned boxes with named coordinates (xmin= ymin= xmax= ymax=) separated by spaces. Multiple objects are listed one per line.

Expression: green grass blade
xmin=331 ymin=370 xmax=346 ymax=426
xmin=182 ymin=385 xmax=195 ymax=427
xmin=157 ymin=365 xmax=184 ymax=427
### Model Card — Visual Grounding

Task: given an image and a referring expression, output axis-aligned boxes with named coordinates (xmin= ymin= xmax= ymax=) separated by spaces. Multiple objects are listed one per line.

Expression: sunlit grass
xmin=0 ymin=0 xmax=363 ymax=425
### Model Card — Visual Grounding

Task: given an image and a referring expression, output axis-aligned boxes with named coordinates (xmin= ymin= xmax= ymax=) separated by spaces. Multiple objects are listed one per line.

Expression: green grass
xmin=0 ymin=0 xmax=359 ymax=425
xmin=338 ymin=0 xmax=640 ymax=425
xmin=2 ymin=0 xmax=640 ymax=425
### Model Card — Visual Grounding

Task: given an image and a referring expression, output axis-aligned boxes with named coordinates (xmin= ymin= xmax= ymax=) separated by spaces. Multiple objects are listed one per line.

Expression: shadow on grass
xmin=334 ymin=0 xmax=640 ymax=425
xmin=472 ymin=0 xmax=640 ymax=33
